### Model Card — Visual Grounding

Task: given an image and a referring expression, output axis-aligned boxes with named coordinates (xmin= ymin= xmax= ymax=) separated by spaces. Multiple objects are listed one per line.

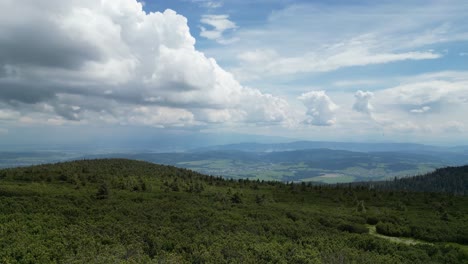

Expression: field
xmin=172 ymin=157 xmax=440 ymax=183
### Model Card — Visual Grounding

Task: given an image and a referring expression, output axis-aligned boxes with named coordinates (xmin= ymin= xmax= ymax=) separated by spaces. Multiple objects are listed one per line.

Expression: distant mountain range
xmin=193 ymin=141 xmax=468 ymax=154
xmin=2 ymin=141 xmax=468 ymax=183
xmin=81 ymin=147 xmax=468 ymax=183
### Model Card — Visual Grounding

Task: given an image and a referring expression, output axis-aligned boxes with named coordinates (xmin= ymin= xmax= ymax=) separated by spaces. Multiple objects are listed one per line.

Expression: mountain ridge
xmin=192 ymin=141 xmax=467 ymax=153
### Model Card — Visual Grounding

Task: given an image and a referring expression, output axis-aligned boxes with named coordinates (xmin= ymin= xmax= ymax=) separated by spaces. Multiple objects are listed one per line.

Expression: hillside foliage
xmin=0 ymin=159 xmax=467 ymax=263
xmin=357 ymin=165 xmax=468 ymax=195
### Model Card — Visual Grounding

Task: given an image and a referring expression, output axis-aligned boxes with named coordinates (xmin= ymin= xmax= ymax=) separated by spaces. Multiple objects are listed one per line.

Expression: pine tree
xmin=96 ymin=182 xmax=109 ymax=200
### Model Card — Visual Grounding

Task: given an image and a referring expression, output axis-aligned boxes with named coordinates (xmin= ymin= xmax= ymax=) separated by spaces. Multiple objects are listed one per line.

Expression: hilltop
xmin=360 ymin=165 xmax=468 ymax=195
xmin=0 ymin=159 xmax=467 ymax=263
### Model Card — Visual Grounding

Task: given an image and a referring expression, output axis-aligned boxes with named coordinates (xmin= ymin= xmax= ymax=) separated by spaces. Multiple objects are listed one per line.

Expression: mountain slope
xmin=0 ymin=159 xmax=467 ymax=263
xmin=366 ymin=165 xmax=468 ymax=195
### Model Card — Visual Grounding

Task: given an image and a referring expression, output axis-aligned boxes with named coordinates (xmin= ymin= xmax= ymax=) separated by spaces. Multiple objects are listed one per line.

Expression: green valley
xmin=107 ymin=148 xmax=466 ymax=183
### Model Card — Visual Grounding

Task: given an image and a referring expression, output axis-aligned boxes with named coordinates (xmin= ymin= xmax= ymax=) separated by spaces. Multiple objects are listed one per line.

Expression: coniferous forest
xmin=0 ymin=159 xmax=467 ymax=263
xmin=364 ymin=165 xmax=468 ymax=195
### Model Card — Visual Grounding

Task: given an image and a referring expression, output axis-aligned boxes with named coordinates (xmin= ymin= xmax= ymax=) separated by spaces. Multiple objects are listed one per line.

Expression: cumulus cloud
xmin=298 ymin=91 xmax=338 ymax=126
xmin=200 ymin=15 xmax=237 ymax=43
xmin=353 ymin=90 xmax=374 ymax=115
xmin=361 ymin=71 xmax=468 ymax=136
xmin=0 ymin=0 xmax=292 ymax=127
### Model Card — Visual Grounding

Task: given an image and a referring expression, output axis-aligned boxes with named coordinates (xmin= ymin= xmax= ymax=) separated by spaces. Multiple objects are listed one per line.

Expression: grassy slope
xmin=0 ymin=159 xmax=467 ymax=263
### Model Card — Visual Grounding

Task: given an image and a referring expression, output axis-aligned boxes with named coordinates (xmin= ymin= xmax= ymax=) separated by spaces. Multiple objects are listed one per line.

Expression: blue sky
xmin=0 ymin=0 xmax=468 ymax=147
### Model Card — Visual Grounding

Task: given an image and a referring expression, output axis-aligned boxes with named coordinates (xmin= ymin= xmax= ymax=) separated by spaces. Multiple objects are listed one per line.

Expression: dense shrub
xmin=0 ymin=159 xmax=467 ymax=263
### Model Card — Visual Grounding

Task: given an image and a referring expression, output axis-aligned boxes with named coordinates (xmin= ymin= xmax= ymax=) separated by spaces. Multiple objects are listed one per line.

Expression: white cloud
xmin=353 ymin=90 xmax=374 ymax=115
xmin=444 ymin=121 xmax=465 ymax=133
xmin=0 ymin=109 xmax=21 ymax=120
xmin=295 ymin=71 xmax=468 ymax=142
xmin=410 ymin=106 xmax=431 ymax=113
xmin=190 ymin=0 xmax=223 ymax=9
xmin=333 ymin=79 xmax=382 ymax=87
xmin=298 ymin=91 xmax=338 ymax=126
xmin=237 ymin=49 xmax=278 ymax=64
xmin=233 ymin=41 xmax=440 ymax=81
xmin=203 ymin=2 xmax=468 ymax=81
xmin=126 ymin=106 xmax=196 ymax=128
xmin=359 ymin=71 xmax=468 ymax=136
xmin=0 ymin=0 xmax=294 ymax=128
xmin=204 ymin=1 xmax=223 ymax=9
xmin=378 ymin=79 xmax=468 ymax=106
xmin=1 ymin=0 xmax=467 ymax=143
xmin=200 ymin=14 xmax=237 ymax=43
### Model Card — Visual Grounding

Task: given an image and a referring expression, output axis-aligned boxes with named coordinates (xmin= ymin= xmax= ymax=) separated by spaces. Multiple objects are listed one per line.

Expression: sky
xmin=1 ymin=0 xmax=468 ymax=147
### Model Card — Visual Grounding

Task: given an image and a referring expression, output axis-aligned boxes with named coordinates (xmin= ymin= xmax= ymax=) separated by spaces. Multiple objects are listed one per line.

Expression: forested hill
xmin=0 ymin=158 xmax=208 ymax=185
xmin=0 ymin=159 xmax=468 ymax=263
xmin=363 ymin=165 xmax=468 ymax=195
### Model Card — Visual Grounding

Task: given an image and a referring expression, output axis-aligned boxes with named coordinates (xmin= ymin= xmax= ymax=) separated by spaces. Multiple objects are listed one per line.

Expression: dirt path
xmin=367 ymin=225 xmax=468 ymax=254
xmin=366 ymin=225 xmax=432 ymax=245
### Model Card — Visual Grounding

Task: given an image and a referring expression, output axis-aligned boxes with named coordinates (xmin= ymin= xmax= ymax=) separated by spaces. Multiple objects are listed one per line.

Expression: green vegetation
xmin=0 ymin=159 xmax=467 ymax=263
xmin=367 ymin=225 xmax=431 ymax=246
xmin=306 ymin=174 xmax=356 ymax=184
xmin=366 ymin=165 xmax=468 ymax=195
